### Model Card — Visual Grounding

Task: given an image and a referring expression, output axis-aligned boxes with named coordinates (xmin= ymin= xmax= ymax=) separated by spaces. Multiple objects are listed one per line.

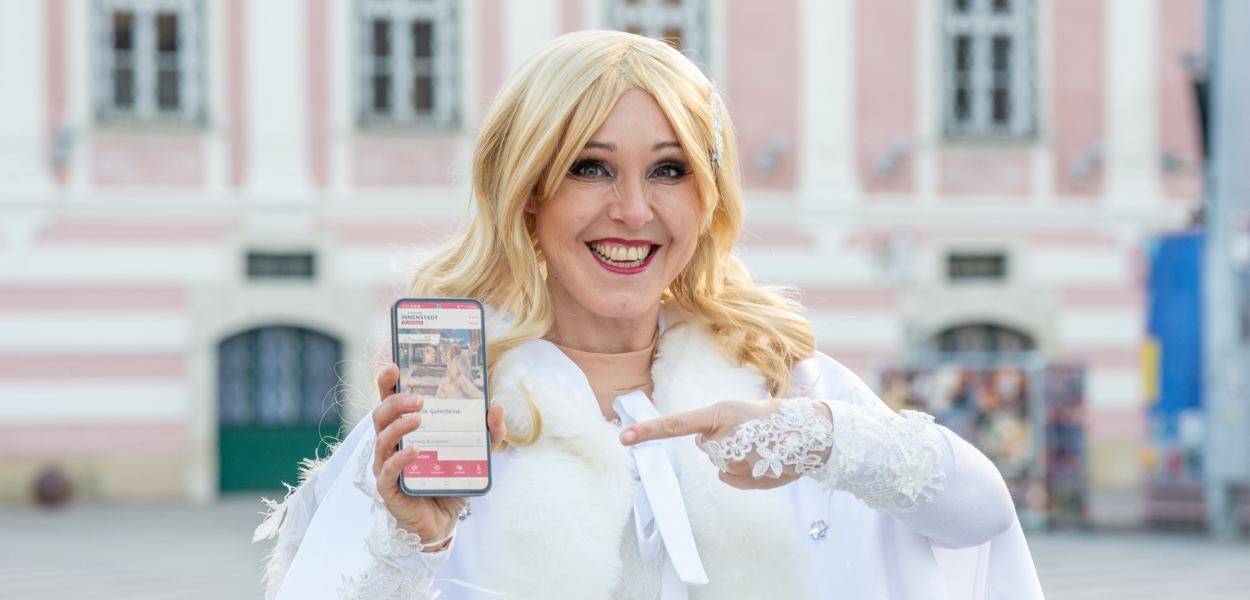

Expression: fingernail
xmin=621 ymin=430 xmax=637 ymax=445
xmin=406 ymin=396 xmax=423 ymax=409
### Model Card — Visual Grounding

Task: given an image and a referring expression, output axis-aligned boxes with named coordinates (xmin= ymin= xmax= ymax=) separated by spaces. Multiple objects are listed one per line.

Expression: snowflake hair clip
xmin=708 ymin=83 xmax=724 ymax=172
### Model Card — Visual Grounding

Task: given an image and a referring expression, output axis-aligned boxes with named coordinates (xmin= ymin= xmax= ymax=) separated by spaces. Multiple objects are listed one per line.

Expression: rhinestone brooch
xmin=808 ymin=520 xmax=828 ymax=541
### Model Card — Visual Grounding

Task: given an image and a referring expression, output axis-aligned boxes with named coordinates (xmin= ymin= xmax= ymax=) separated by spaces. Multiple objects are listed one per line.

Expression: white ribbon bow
xmin=613 ymin=391 xmax=709 ymax=599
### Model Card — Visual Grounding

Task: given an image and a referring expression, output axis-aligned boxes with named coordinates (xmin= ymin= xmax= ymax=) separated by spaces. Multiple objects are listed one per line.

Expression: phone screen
xmin=391 ymin=299 xmax=491 ymax=495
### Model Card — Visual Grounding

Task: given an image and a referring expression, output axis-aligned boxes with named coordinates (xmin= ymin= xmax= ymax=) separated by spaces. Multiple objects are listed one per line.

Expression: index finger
xmin=620 ymin=405 xmax=718 ymax=446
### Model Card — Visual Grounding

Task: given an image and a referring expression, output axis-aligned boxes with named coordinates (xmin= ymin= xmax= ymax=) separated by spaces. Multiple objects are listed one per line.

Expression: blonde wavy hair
xmin=405 ymin=31 xmax=815 ymax=446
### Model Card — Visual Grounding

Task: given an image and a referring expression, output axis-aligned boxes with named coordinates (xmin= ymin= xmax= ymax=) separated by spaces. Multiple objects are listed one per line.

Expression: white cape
xmin=262 ymin=310 xmax=1045 ymax=599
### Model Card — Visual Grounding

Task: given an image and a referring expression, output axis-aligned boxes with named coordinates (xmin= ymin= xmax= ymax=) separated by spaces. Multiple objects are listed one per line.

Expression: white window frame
xmin=606 ymin=0 xmax=708 ymax=65
xmin=93 ymin=0 xmax=205 ymax=124
xmin=357 ymin=0 xmax=459 ymax=129
xmin=941 ymin=0 xmax=1035 ymax=139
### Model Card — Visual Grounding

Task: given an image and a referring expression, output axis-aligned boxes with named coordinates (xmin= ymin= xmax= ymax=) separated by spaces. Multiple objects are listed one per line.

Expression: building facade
xmin=0 ymin=0 xmax=1204 ymax=527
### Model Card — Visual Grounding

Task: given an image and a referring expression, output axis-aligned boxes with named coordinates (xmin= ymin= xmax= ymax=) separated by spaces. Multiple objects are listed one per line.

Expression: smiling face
xmin=531 ymin=88 xmax=702 ymax=326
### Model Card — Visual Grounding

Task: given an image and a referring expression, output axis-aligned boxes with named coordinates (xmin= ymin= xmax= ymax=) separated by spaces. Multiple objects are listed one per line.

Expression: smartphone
xmin=390 ymin=298 xmax=492 ymax=496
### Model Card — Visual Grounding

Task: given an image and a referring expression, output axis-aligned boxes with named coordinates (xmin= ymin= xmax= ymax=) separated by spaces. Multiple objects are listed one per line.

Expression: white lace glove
xmin=699 ymin=398 xmax=947 ymax=514
xmin=698 ymin=398 xmax=836 ymax=479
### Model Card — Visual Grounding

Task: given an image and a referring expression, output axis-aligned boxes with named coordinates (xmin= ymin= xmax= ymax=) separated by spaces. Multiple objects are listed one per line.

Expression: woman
xmin=435 ymin=343 xmax=484 ymax=400
xmin=256 ymin=31 xmax=1043 ymax=599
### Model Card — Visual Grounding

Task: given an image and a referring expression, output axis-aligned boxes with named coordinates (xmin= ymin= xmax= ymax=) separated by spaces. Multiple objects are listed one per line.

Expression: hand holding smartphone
xmin=389 ymin=298 xmax=493 ymax=496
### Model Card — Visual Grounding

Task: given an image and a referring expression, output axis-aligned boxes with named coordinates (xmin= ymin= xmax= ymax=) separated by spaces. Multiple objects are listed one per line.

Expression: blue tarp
xmin=1146 ymin=231 xmax=1204 ymax=434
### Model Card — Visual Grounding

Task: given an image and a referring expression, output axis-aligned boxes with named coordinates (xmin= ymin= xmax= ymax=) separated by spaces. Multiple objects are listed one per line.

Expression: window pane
xmin=372 ymin=19 xmax=391 ymax=56
xmin=992 ymin=35 xmax=1011 ymax=71
xmin=953 ymin=34 xmax=972 ymax=123
xmin=413 ymin=75 xmax=433 ymax=112
xmin=372 ymin=75 xmax=392 ymax=112
xmin=412 ymin=21 xmax=433 ymax=59
xmin=156 ymin=13 xmax=179 ymax=53
xmin=255 ymin=328 xmax=302 ymax=426
xmin=218 ymin=334 xmax=253 ymax=426
xmin=953 ymin=0 xmax=970 ymax=13
xmin=663 ymin=0 xmax=683 ymax=5
xmin=948 ymin=253 xmax=1008 ymax=282
xmin=992 ymin=0 xmax=1011 ymax=13
xmin=991 ymin=36 xmax=1012 ymax=123
xmin=247 ymin=252 xmax=316 ymax=279
xmin=113 ymin=68 xmax=135 ymax=108
xmin=155 ymin=12 xmax=181 ymax=112
xmin=113 ymin=11 xmax=134 ymax=51
xmin=992 ymin=88 xmax=1010 ymax=123
xmin=158 ymin=69 xmax=181 ymax=109
xmin=955 ymin=35 xmax=971 ymax=70
xmin=954 ymin=87 xmax=970 ymax=122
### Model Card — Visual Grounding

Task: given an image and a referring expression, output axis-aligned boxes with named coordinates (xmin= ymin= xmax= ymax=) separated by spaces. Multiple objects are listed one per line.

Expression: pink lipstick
xmin=586 ymin=238 xmax=660 ymax=274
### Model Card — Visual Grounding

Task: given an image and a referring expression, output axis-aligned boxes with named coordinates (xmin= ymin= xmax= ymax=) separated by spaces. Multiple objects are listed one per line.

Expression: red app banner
xmin=404 ymin=451 xmax=488 ymax=478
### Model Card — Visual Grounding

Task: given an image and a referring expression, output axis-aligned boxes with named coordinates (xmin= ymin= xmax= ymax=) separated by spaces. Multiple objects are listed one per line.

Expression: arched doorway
xmin=217 ymin=326 xmax=344 ymax=492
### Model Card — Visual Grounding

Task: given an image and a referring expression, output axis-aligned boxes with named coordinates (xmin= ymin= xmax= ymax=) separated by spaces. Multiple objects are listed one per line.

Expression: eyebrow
xmin=584 ymin=141 xmax=683 ymax=152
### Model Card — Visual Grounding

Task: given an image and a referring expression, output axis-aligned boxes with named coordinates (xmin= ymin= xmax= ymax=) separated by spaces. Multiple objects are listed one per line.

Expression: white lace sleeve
xmin=338 ymin=437 xmax=456 ymax=600
xmin=697 ymin=397 xmax=947 ymax=514
xmin=699 ymin=398 xmax=836 ymax=478
xmin=811 ymin=398 xmax=947 ymax=514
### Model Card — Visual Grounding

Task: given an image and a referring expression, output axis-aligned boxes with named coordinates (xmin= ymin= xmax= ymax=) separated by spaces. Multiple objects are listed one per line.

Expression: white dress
xmin=257 ymin=307 xmax=1045 ymax=599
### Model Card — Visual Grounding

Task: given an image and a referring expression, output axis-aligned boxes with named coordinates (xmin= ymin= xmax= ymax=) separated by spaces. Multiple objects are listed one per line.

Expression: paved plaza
xmin=2 ymin=496 xmax=1248 ymax=599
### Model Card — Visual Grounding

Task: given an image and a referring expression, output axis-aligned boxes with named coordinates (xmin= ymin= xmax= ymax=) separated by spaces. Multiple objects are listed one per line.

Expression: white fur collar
xmin=476 ymin=311 xmax=821 ymax=599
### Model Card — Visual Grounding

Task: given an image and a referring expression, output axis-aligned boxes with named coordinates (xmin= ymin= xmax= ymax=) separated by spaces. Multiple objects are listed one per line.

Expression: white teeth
xmin=590 ymin=242 xmax=652 ymax=265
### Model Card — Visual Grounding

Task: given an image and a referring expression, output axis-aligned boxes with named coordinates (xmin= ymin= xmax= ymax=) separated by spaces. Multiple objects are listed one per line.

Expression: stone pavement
xmin=0 ymin=496 xmax=271 ymax=599
xmin=1 ymin=496 xmax=1248 ymax=599
xmin=1029 ymin=529 xmax=1250 ymax=600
